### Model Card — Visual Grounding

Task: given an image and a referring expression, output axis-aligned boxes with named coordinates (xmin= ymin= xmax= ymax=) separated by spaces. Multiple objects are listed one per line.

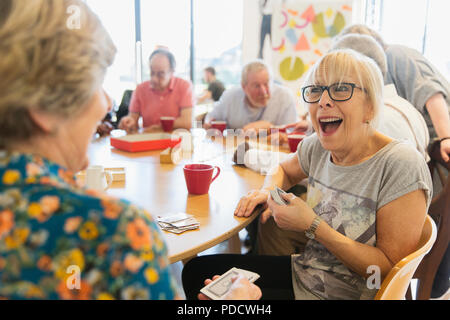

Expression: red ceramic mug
xmin=287 ymin=134 xmax=306 ymax=153
xmin=211 ymin=120 xmax=227 ymax=133
xmin=160 ymin=116 xmax=175 ymax=132
xmin=183 ymin=164 xmax=221 ymax=195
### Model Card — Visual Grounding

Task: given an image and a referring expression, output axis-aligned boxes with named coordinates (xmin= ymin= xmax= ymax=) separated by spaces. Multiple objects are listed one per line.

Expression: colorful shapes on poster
xmin=326 ymin=8 xmax=333 ymax=18
xmin=312 ymin=35 xmax=319 ymax=44
xmin=312 ymin=13 xmax=328 ymax=38
xmin=287 ymin=9 xmax=299 ymax=16
xmin=300 ymin=5 xmax=315 ymax=22
xmin=328 ymin=12 xmax=346 ymax=37
xmin=295 ymin=33 xmax=310 ymax=51
xmin=342 ymin=5 xmax=352 ymax=11
xmin=288 ymin=19 xmax=297 ymax=28
xmin=295 ymin=19 xmax=310 ymax=29
xmin=312 ymin=11 xmax=346 ymax=38
xmin=314 ymin=49 xmax=323 ymax=56
xmin=273 ymin=38 xmax=286 ymax=51
xmin=280 ymin=11 xmax=288 ymax=28
xmin=279 ymin=56 xmax=307 ymax=81
xmin=285 ymin=28 xmax=297 ymax=45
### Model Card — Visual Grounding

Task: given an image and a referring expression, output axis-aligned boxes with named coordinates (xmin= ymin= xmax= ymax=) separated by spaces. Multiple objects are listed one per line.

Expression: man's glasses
xmin=301 ymin=83 xmax=366 ymax=103
xmin=150 ymin=70 xmax=170 ymax=79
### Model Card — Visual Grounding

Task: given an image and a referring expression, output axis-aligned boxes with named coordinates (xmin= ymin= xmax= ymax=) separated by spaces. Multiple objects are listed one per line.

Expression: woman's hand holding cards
xmin=267 ymin=192 xmax=318 ymax=233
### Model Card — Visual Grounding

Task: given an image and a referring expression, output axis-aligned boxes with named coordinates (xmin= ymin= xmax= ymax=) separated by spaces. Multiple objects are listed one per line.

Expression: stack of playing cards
xmin=270 ymin=186 xmax=289 ymax=205
xmin=156 ymin=212 xmax=200 ymax=234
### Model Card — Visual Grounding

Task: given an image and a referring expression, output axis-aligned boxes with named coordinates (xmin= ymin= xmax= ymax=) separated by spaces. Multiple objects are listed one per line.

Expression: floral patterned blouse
xmin=0 ymin=152 xmax=181 ymax=300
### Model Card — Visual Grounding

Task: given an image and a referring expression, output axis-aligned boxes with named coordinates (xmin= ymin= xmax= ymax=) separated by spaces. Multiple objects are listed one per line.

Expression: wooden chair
xmin=406 ymin=139 xmax=450 ymax=299
xmin=375 ymin=215 xmax=437 ymax=300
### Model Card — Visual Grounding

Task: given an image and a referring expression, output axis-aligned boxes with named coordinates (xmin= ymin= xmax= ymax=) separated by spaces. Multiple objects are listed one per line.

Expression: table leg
xmin=227 ymin=233 xmax=242 ymax=254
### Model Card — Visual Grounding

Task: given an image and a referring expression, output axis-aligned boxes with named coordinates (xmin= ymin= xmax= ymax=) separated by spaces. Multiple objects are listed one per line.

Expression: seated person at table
xmin=338 ymin=24 xmax=450 ymax=163
xmin=97 ymin=89 xmax=134 ymax=136
xmin=182 ymin=49 xmax=432 ymax=300
xmin=331 ymin=34 xmax=430 ymax=159
xmin=119 ymin=49 xmax=193 ymax=132
xmin=239 ymin=35 xmax=431 ymax=256
xmin=0 ymin=0 xmax=260 ymax=300
xmin=196 ymin=66 xmax=225 ymax=104
xmin=204 ymin=60 xmax=298 ymax=133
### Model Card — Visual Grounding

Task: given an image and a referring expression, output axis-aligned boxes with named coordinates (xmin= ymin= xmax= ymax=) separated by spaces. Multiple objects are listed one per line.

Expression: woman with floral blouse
xmin=0 ymin=0 xmax=260 ymax=300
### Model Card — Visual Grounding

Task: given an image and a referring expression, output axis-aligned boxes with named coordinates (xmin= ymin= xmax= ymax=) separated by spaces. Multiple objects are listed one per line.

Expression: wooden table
xmin=85 ymin=129 xmax=276 ymax=263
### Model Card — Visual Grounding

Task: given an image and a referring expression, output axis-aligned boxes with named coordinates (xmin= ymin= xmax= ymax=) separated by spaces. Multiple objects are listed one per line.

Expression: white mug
xmin=85 ymin=165 xmax=112 ymax=191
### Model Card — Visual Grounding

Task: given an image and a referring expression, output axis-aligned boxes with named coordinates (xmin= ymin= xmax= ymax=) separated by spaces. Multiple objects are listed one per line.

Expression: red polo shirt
xmin=129 ymin=77 xmax=193 ymax=127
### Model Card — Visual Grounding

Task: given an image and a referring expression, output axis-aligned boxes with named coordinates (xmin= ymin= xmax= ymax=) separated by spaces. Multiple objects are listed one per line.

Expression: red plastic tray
xmin=110 ymin=133 xmax=182 ymax=152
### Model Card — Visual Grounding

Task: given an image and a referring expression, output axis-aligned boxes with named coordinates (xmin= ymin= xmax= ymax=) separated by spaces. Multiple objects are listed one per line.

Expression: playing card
xmin=234 ymin=268 xmax=260 ymax=283
xmin=270 ymin=186 xmax=289 ymax=205
xmin=157 ymin=212 xmax=193 ymax=224
xmin=170 ymin=217 xmax=200 ymax=228
xmin=200 ymin=267 xmax=260 ymax=300
xmin=157 ymin=212 xmax=200 ymax=234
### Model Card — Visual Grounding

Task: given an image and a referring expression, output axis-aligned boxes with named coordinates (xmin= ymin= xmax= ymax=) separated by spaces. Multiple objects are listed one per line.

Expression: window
xmin=423 ymin=0 xmax=450 ymax=80
xmin=378 ymin=0 xmax=428 ymax=52
xmin=140 ymin=0 xmax=191 ymax=82
xmin=85 ymin=0 xmax=137 ymax=105
xmin=193 ymin=0 xmax=244 ymax=96
xmin=367 ymin=0 xmax=449 ymax=81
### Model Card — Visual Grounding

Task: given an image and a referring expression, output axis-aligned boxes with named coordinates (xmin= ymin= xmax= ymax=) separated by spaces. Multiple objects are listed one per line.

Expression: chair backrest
xmin=375 ymin=215 xmax=437 ymax=300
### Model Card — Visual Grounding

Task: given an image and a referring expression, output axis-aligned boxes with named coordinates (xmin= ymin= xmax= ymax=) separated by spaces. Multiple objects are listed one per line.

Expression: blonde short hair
xmin=241 ymin=60 xmax=272 ymax=85
xmin=0 ymin=0 xmax=116 ymax=148
xmin=302 ymin=49 xmax=384 ymax=127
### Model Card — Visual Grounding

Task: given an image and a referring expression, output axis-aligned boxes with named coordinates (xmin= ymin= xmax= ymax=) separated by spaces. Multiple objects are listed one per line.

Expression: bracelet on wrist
xmin=440 ymin=137 xmax=450 ymax=142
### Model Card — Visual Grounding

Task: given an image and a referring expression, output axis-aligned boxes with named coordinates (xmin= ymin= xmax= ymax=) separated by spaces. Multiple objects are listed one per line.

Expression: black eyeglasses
xmin=150 ymin=70 xmax=171 ymax=79
xmin=301 ymin=83 xmax=366 ymax=103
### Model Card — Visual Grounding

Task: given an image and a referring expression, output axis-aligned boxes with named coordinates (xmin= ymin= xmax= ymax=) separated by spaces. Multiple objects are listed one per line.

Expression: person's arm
xmin=425 ymin=93 xmax=450 ymax=161
xmin=197 ymin=90 xmax=212 ymax=104
xmin=234 ymin=152 xmax=307 ymax=221
xmin=204 ymin=93 xmax=228 ymax=126
xmin=174 ymin=107 xmax=192 ymax=130
xmin=242 ymin=120 xmax=273 ymax=132
xmin=270 ymin=188 xmax=427 ymax=281
xmin=118 ymin=112 xmax=140 ymax=133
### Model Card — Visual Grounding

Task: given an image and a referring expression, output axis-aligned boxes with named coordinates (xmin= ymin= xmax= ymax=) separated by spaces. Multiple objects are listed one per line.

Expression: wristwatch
xmin=305 ymin=216 xmax=322 ymax=240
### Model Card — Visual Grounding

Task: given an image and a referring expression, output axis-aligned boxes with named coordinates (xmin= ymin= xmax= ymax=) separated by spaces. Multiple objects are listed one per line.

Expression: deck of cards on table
xmin=156 ymin=212 xmax=200 ymax=234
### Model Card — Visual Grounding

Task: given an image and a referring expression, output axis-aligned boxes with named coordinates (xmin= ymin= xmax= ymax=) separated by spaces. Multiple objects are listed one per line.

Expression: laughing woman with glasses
xmin=183 ymin=49 xmax=432 ymax=300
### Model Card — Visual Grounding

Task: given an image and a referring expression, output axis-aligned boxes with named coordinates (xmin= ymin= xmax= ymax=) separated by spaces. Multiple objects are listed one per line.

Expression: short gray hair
xmin=241 ymin=60 xmax=271 ymax=85
xmin=0 ymin=0 xmax=116 ymax=148
xmin=337 ymin=24 xmax=387 ymax=50
xmin=331 ymin=34 xmax=388 ymax=78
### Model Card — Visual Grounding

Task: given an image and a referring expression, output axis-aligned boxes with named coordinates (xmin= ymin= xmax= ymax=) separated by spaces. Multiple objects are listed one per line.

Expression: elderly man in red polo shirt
xmin=119 ymin=49 xmax=193 ymax=132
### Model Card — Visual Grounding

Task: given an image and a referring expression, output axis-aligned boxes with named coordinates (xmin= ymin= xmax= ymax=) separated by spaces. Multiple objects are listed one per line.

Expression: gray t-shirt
xmin=205 ymin=83 xmax=298 ymax=129
xmin=292 ymin=134 xmax=432 ymax=300
xmin=385 ymin=44 xmax=450 ymax=140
